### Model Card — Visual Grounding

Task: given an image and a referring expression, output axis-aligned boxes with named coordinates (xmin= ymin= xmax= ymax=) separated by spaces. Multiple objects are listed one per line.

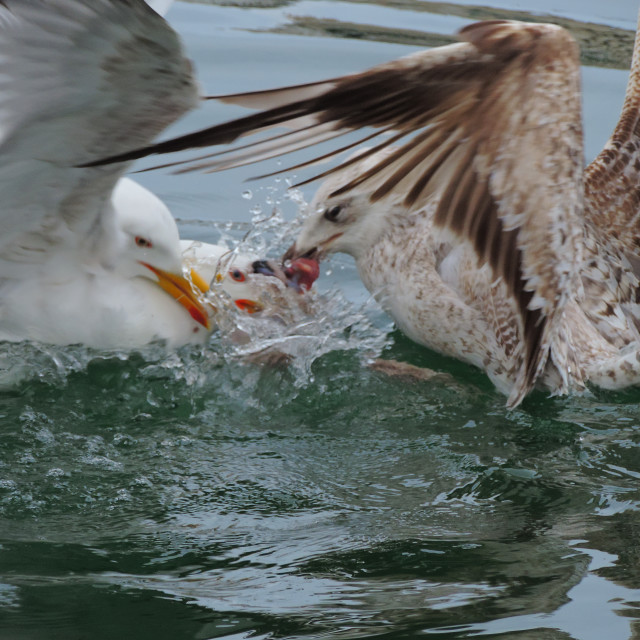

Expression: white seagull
xmin=0 ymin=0 xmax=314 ymax=351
xmin=87 ymin=11 xmax=640 ymax=405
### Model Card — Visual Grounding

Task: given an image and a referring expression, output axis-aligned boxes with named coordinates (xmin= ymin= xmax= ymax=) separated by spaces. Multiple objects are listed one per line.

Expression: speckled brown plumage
xmin=89 ymin=12 xmax=640 ymax=405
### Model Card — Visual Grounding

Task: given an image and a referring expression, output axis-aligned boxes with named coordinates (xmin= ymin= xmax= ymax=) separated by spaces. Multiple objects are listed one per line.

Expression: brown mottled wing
xmin=87 ymin=20 xmax=584 ymax=403
xmin=453 ymin=22 xmax=583 ymax=404
xmin=582 ymin=11 xmax=640 ymax=338
xmin=584 ymin=10 xmax=640 ymax=249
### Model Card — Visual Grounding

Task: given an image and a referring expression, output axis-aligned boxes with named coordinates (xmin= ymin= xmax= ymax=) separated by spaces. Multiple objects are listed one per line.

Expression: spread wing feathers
xmin=584 ymin=9 xmax=640 ymax=249
xmin=0 ymin=0 xmax=197 ymax=257
xmin=90 ymin=19 xmax=584 ymax=401
xmin=580 ymin=10 xmax=640 ymax=338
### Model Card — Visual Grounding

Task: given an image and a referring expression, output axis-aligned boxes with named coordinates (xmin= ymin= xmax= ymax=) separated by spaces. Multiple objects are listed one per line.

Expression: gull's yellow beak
xmin=142 ymin=263 xmax=212 ymax=330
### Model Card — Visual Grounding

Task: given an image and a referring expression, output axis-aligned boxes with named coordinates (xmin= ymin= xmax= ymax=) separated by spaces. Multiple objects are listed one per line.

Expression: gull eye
xmin=135 ymin=236 xmax=153 ymax=249
xmin=229 ymin=268 xmax=246 ymax=282
xmin=323 ymin=205 xmax=343 ymax=222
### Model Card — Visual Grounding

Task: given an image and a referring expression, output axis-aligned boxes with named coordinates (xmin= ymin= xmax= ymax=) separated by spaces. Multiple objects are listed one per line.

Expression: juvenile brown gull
xmin=87 ymin=12 xmax=640 ymax=405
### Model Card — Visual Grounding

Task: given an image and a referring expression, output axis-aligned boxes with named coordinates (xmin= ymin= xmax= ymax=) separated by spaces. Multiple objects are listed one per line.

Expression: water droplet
xmin=288 ymin=189 xmax=305 ymax=204
xmin=242 ymin=190 xmax=253 ymax=200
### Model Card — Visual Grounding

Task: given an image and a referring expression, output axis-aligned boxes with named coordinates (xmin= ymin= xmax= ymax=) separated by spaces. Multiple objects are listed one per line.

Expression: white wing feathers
xmin=0 ymin=0 xmax=198 ymax=257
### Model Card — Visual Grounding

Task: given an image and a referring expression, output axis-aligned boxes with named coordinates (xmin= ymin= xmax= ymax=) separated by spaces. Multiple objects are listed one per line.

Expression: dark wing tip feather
xmin=434 ymin=165 xmax=548 ymax=395
xmin=79 ymin=99 xmax=318 ymax=168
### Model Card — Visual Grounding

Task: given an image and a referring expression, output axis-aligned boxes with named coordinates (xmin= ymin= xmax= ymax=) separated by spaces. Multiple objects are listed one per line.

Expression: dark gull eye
xmin=323 ymin=205 xmax=342 ymax=222
xmin=229 ymin=268 xmax=246 ymax=282
xmin=135 ymin=236 xmax=153 ymax=248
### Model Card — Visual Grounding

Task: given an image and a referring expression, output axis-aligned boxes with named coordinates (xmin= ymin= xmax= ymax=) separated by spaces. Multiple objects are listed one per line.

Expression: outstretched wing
xmin=581 ymin=10 xmax=640 ymax=341
xmin=145 ymin=0 xmax=174 ymax=15
xmin=0 ymin=0 xmax=197 ymax=262
xmin=88 ymin=20 xmax=585 ymax=403
xmin=584 ymin=10 xmax=640 ymax=248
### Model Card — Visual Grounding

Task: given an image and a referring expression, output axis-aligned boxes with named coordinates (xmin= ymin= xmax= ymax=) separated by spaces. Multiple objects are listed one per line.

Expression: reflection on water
xmin=2 ymin=2 xmax=640 ymax=640
xmin=3 ymin=345 xmax=640 ymax=638
xmin=1 ymin=389 xmax=639 ymax=636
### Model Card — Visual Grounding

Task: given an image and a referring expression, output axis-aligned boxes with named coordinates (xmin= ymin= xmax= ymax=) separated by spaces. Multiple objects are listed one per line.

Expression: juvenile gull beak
xmin=282 ymin=245 xmax=297 ymax=263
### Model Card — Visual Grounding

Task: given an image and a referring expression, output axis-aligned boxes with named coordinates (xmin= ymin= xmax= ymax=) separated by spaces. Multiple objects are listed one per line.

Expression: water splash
xmin=0 ymin=178 xmax=391 ymax=396
xmin=199 ymin=178 xmax=391 ymax=387
xmin=213 ymin=284 xmax=390 ymax=387
xmin=0 ymin=342 xmax=127 ymax=389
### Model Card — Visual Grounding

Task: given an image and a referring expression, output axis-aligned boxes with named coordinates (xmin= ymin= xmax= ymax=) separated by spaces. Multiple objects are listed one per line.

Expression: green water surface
xmin=2 ymin=2 xmax=640 ymax=639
